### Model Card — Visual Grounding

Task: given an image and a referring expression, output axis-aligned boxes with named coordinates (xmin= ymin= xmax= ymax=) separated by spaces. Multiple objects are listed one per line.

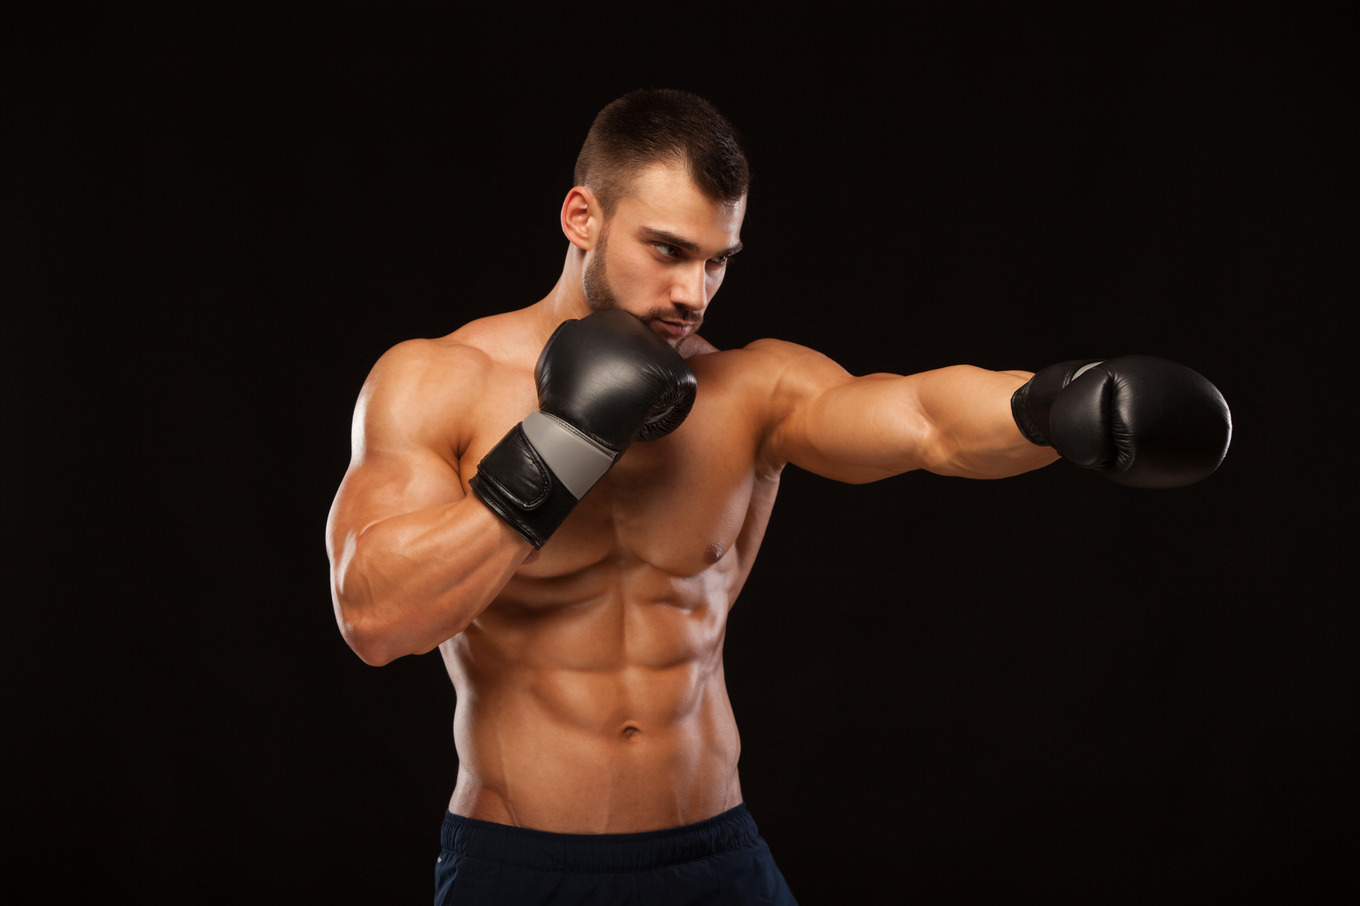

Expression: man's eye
xmin=655 ymin=244 xmax=679 ymax=257
xmin=710 ymin=255 xmax=729 ymax=267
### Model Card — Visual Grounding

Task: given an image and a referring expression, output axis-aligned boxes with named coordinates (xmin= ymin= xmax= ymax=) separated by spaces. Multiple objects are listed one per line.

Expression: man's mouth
xmin=650 ymin=319 xmax=693 ymax=340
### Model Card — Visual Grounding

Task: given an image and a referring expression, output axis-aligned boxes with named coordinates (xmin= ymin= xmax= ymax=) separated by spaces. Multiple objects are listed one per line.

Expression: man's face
xmin=583 ymin=162 xmax=745 ymax=349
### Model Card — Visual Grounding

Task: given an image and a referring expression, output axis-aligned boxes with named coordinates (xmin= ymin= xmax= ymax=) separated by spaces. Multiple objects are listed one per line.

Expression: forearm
xmin=330 ymin=496 xmax=532 ymax=665
xmin=911 ymin=365 xmax=1059 ymax=479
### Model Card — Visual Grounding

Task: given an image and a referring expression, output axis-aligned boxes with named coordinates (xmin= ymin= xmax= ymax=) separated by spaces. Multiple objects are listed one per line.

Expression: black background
xmin=11 ymin=4 xmax=1353 ymax=903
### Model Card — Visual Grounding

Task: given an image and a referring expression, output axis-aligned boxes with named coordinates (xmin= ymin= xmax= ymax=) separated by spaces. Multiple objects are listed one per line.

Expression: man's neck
xmin=529 ymin=249 xmax=593 ymax=341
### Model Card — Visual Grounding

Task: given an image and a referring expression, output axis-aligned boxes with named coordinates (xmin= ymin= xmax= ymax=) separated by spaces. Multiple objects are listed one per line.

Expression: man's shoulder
xmin=688 ymin=336 xmax=824 ymax=380
xmin=369 ymin=311 xmax=528 ymax=386
xmin=689 ymin=337 xmax=854 ymax=438
xmin=361 ymin=339 xmax=484 ymax=415
xmin=355 ymin=317 xmax=529 ymax=437
xmin=353 ymin=313 xmax=535 ymax=454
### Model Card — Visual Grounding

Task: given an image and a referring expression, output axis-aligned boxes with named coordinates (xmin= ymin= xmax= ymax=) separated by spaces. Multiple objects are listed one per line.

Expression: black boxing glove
xmin=1011 ymin=355 xmax=1232 ymax=488
xmin=470 ymin=309 xmax=698 ymax=547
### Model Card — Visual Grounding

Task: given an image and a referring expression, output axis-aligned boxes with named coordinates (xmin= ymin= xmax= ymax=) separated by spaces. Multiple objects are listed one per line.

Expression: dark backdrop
xmin=12 ymin=4 xmax=1353 ymax=903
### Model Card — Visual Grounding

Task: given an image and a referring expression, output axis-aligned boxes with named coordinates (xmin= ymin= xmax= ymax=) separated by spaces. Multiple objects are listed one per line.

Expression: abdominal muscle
xmin=439 ymin=552 xmax=744 ymax=834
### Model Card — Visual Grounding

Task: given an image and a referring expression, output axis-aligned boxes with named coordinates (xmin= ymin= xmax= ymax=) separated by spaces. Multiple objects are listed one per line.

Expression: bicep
xmin=326 ymin=343 xmax=477 ymax=554
xmin=765 ymin=358 xmax=937 ymax=484
xmin=329 ymin=446 xmax=467 ymax=550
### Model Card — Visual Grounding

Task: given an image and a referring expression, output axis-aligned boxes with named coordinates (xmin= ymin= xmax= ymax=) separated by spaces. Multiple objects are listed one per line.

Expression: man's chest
xmin=463 ymin=367 xmax=776 ymax=581
xmin=572 ymin=408 xmax=767 ymax=573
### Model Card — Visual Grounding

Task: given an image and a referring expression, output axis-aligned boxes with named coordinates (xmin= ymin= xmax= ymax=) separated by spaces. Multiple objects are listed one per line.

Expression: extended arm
xmin=758 ymin=341 xmax=1230 ymax=488
xmin=757 ymin=341 xmax=1057 ymax=482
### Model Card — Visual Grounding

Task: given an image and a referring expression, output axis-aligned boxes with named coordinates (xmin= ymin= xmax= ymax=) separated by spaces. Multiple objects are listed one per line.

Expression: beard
xmin=582 ymin=225 xmax=621 ymax=312
xmin=582 ymin=226 xmax=704 ymax=348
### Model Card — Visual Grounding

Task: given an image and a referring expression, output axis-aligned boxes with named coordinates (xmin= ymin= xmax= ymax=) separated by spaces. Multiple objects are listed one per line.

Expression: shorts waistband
xmin=439 ymin=804 xmax=760 ymax=873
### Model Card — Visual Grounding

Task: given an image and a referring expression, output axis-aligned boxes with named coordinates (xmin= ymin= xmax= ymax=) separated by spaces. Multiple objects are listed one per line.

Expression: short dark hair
xmin=573 ymin=89 xmax=750 ymax=215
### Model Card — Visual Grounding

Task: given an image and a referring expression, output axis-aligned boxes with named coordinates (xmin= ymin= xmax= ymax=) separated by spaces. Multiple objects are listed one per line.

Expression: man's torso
xmin=428 ymin=309 xmax=786 ymax=833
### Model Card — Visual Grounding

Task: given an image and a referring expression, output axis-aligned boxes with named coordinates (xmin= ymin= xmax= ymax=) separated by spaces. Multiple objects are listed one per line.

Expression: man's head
xmin=566 ymin=90 xmax=749 ymax=348
xmin=573 ymin=89 xmax=749 ymax=218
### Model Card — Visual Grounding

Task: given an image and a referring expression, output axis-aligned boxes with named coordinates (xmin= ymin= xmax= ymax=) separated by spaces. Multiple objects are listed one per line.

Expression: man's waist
xmin=439 ymin=804 xmax=760 ymax=871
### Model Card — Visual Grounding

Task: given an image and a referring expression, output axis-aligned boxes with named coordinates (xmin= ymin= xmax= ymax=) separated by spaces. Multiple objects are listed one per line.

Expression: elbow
xmin=336 ymin=604 xmax=401 ymax=667
xmin=331 ymin=549 xmax=409 ymax=666
xmin=328 ymin=536 xmax=486 ymax=664
xmin=333 ymin=589 xmax=470 ymax=667
xmin=352 ymin=638 xmax=399 ymax=668
xmin=332 ymin=574 xmax=423 ymax=666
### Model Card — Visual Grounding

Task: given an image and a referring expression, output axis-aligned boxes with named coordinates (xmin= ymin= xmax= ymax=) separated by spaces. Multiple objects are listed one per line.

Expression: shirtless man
xmin=326 ymin=90 xmax=1230 ymax=905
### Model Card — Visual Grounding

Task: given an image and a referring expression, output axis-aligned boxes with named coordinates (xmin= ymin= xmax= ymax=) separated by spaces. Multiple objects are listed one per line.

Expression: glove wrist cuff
xmin=1011 ymin=359 xmax=1105 ymax=447
xmin=470 ymin=414 xmax=623 ymax=549
xmin=1010 ymin=380 xmax=1050 ymax=446
xmin=469 ymin=424 xmax=576 ymax=549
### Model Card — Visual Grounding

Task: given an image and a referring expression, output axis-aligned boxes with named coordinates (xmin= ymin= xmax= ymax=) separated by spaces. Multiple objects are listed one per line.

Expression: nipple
xmin=704 ymin=542 xmax=726 ymax=564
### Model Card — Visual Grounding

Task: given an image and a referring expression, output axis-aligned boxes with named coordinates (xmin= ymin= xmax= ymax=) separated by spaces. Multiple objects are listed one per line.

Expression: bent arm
xmin=325 ymin=344 xmax=533 ymax=666
xmin=327 ymin=456 xmax=531 ymax=666
xmin=758 ymin=341 xmax=1059 ymax=482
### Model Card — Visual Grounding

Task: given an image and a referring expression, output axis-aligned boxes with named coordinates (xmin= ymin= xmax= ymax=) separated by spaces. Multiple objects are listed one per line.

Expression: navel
xmin=621 ymin=725 xmax=642 ymax=740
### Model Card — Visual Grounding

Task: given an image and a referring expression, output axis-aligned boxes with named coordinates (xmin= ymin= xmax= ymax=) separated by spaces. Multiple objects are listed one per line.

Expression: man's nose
xmin=671 ymin=262 xmax=708 ymax=313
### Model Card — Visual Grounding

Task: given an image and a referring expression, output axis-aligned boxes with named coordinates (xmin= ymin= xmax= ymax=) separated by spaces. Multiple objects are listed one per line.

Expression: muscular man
xmin=326 ymin=90 xmax=1230 ymax=905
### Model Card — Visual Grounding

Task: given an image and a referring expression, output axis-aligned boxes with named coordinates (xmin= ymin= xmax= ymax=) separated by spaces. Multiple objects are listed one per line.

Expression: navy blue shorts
xmin=434 ymin=804 xmax=798 ymax=905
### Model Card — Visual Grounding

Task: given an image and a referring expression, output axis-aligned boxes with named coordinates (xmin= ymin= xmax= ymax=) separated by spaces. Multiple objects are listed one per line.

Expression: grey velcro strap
xmin=520 ymin=411 xmax=618 ymax=499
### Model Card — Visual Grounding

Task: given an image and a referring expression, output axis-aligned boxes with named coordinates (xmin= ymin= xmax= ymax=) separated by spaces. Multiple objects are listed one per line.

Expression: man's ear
xmin=561 ymin=186 xmax=600 ymax=250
